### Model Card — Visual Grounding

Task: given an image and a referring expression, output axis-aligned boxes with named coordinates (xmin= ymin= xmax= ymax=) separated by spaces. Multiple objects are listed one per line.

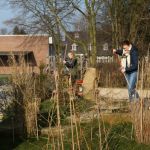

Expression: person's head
xmin=68 ymin=51 xmax=74 ymax=59
xmin=122 ymin=40 xmax=132 ymax=52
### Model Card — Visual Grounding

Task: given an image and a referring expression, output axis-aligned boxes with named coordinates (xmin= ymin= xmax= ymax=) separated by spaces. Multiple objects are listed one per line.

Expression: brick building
xmin=0 ymin=35 xmax=50 ymax=74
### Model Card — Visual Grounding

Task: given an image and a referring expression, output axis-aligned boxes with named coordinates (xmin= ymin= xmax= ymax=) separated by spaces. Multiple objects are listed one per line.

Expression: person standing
xmin=63 ymin=51 xmax=78 ymax=85
xmin=113 ymin=40 xmax=139 ymax=101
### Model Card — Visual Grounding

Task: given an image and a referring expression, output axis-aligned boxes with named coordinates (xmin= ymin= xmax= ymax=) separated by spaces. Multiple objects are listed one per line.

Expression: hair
xmin=122 ymin=40 xmax=131 ymax=46
xmin=69 ymin=51 xmax=74 ymax=55
xmin=68 ymin=51 xmax=75 ymax=57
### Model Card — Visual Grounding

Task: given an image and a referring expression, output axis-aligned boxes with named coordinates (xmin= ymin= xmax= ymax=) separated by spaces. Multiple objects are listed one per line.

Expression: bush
xmin=38 ymin=99 xmax=70 ymax=128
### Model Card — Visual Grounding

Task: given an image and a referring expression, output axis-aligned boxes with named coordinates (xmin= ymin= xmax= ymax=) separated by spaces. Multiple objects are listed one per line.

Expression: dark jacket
xmin=116 ymin=45 xmax=138 ymax=74
xmin=65 ymin=58 xmax=77 ymax=69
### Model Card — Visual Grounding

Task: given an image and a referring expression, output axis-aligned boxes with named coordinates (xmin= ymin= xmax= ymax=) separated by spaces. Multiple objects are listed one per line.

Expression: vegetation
xmin=13 ymin=26 xmax=26 ymax=35
xmin=0 ymin=74 xmax=10 ymax=85
xmin=1 ymin=120 xmax=150 ymax=150
xmin=0 ymin=0 xmax=149 ymax=149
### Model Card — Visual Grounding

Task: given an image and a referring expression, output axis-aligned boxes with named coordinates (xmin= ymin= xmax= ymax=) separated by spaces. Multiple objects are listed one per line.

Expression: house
xmin=64 ymin=31 xmax=113 ymax=63
xmin=0 ymin=35 xmax=50 ymax=74
xmin=63 ymin=31 xmax=88 ymax=55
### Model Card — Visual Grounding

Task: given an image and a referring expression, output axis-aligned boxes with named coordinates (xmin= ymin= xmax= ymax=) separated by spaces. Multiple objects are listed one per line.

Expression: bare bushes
xmin=98 ymin=63 xmax=126 ymax=88
xmin=131 ymin=59 xmax=150 ymax=144
xmin=10 ymin=60 xmax=55 ymax=137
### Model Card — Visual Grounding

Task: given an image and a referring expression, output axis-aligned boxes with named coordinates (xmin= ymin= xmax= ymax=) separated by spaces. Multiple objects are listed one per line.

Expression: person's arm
xmin=125 ymin=50 xmax=138 ymax=73
xmin=113 ymin=49 xmax=123 ymax=56
xmin=65 ymin=59 xmax=77 ymax=68
xmin=116 ymin=49 xmax=123 ymax=56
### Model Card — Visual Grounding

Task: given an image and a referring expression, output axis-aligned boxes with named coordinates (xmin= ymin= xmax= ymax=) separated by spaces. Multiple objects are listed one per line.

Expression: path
xmin=98 ymin=88 xmax=150 ymax=99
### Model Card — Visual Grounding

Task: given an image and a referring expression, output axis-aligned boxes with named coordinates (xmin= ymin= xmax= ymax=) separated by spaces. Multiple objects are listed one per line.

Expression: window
xmin=71 ymin=43 xmax=77 ymax=51
xmin=103 ymin=43 xmax=108 ymax=51
xmin=75 ymin=33 xmax=79 ymax=39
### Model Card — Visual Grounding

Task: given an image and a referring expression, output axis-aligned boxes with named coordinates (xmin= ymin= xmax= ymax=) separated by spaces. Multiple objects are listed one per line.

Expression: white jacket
xmin=121 ymin=49 xmax=131 ymax=68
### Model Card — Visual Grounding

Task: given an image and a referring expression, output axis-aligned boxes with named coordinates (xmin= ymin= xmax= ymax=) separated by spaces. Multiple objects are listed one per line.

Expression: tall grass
xmin=131 ymin=58 xmax=150 ymax=145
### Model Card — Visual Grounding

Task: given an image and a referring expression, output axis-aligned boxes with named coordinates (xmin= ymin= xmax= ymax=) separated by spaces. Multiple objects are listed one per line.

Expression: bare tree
xmin=71 ymin=0 xmax=103 ymax=67
xmin=0 ymin=28 xmax=8 ymax=35
xmin=105 ymin=0 xmax=150 ymax=48
xmin=6 ymin=0 xmax=75 ymax=139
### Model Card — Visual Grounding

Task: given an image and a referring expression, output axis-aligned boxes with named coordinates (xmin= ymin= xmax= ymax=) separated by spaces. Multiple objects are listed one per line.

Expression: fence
xmin=97 ymin=56 xmax=114 ymax=63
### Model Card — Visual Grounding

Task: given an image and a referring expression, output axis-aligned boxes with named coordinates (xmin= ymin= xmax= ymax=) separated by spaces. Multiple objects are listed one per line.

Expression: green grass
xmin=14 ymin=137 xmax=48 ymax=150
xmin=0 ymin=74 xmax=10 ymax=85
xmin=12 ymin=121 xmax=150 ymax=150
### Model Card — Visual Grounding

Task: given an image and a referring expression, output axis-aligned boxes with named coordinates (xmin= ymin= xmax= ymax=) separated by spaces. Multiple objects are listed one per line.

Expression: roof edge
xmin=0 ymin=34 xmax=50 ymax=37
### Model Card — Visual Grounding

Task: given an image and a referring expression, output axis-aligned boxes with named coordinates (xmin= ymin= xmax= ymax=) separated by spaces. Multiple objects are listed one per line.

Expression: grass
xmin=14 ymin=137 xmax=47 ymax=150
xmin=11 ymin=120 xmax=150 ymax=150
xmin=0 ymin=74 xmax=10 ymax=85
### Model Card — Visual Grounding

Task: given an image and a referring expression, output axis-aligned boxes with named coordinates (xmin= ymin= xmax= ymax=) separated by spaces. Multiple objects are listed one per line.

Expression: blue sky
xmin=0 ymin=1 xmax=85 ymax=31
xmin=0 ymin=1 xmax=14 ymax=28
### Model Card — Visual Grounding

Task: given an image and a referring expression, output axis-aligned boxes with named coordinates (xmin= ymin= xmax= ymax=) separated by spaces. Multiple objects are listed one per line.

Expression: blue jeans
xmin=125 ymin=71 xmax=139 ymax=101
